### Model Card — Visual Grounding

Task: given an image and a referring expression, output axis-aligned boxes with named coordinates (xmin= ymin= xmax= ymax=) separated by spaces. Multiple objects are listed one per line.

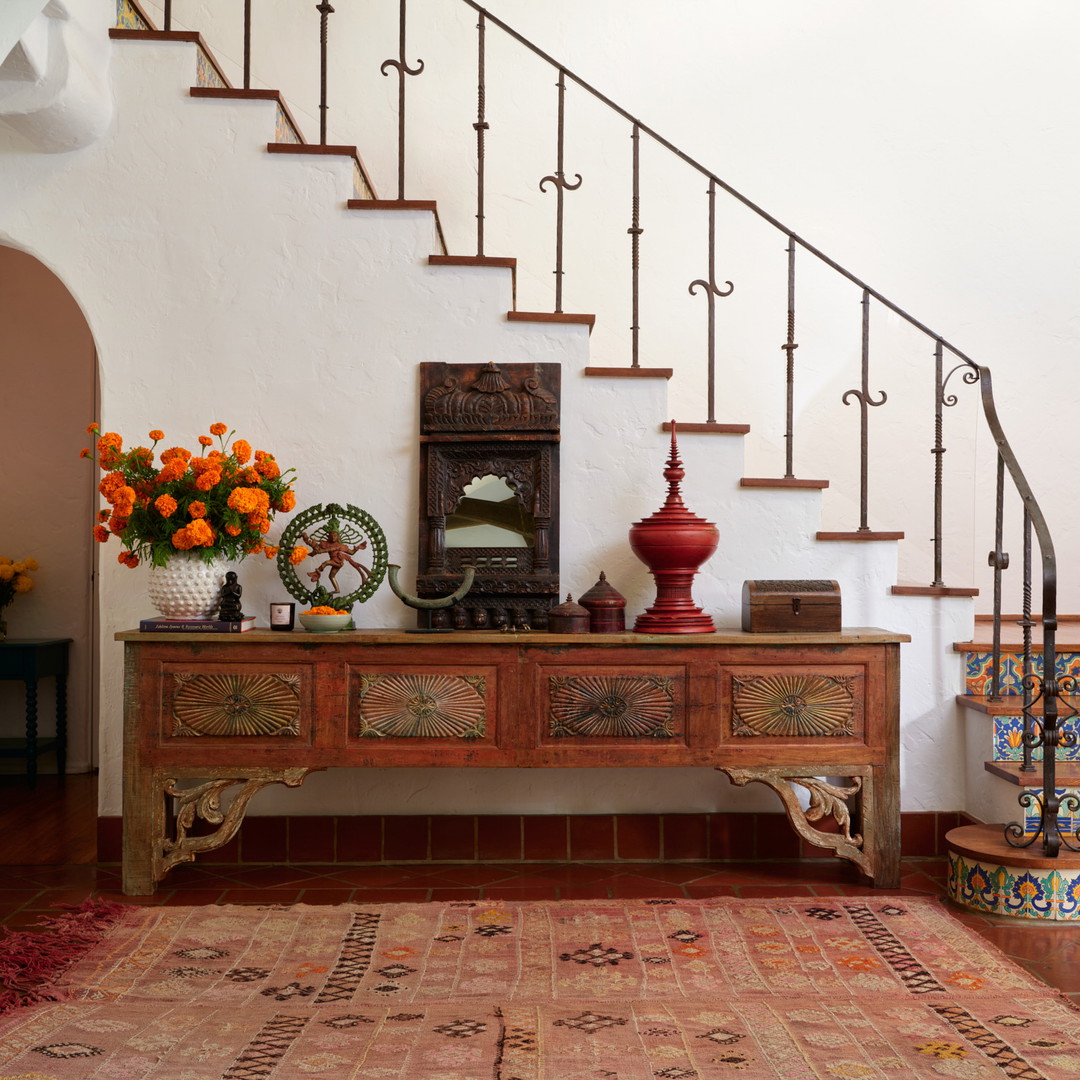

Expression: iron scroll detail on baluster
xmin=688 ymin=178 xmax=735 ymax=426
xmin=538 ymin=69 xmax=583 ymax=315
xmin=381 ymin=0 xmax=425 ymax=199
xmin=841 ymin=290 xmax=888 ymax=533
xmin=932 ymin=349 xmax=981 ymax=586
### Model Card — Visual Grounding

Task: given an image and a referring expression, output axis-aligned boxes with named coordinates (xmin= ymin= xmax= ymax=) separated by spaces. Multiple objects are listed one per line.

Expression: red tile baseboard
xmin=96 ymin=811 xmax=977 ymax=864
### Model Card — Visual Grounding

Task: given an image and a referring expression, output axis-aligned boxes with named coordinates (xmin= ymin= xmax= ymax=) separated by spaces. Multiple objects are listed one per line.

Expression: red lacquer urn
xmin=629 ymin=422 xmax=718 ymax=633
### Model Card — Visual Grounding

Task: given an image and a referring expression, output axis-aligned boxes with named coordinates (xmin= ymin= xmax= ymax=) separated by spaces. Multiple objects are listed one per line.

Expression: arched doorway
xmin=0 ymin=245 xmax=98 ymax=779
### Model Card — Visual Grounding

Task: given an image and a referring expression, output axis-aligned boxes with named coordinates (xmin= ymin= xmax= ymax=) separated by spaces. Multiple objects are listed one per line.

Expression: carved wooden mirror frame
xmin=416 ymin=361 xmax=560 ymax=629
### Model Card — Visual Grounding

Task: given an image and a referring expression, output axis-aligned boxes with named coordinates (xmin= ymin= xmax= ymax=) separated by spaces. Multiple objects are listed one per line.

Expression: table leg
xmin=122 ymin=765 xmax=164 ymax=896
xmin=718 ymin=765 xmax=898 ymax=887
xmin=24 ymin=678 xmax=38 ymax=789
xmin=55 ymin=672 xmax=68 ymax=780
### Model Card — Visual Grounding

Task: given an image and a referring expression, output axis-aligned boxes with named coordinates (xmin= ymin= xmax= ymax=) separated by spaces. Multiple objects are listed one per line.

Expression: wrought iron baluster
xmin=539 ymin=69 xmax=582 ymax=314
xmin=688 ymin=179 xmax=734 ymax=424
xmin=988 ymin=454 xmax=1008 ymax=701
xmin=1020 ymin=508 xmax=1035 ymax=772
xmin=474 ymin=12 xmax=488 ymax=256
xmin=316 ymin=0 xmax=333 ymax=143
xmin=1043 ymin=661 xmax=1063 ymax=856
xmin=934 ymin=352 xmax=979 ymax=585
xmin=243 ymin=0 xmax=252 ymax=90
xmin=842 ymin=290 xmax=887 ymax=531
xmin=381 ymin=0 xmax=425 ymax=199
xmin=164 ymin=0 xmax=172 ymax=31
xmin=628 ymin=122 xmax=643 ymax=367
xmin=782 ymin=237 xmax=798 ymax=477
xmin=931 ymin=342 xmax=945 ymax=585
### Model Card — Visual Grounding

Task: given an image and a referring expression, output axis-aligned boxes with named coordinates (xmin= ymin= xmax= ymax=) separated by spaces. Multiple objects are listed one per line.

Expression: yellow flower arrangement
xmin=82 ymin=423 xmax=304 ymax=568
xmin=0 ymin=556 xmax=37 ymax=611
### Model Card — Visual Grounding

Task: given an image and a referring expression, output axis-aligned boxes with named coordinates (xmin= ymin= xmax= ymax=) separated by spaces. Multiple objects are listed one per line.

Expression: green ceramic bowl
xmin=297 ymin=611 xmax=351 ymax=633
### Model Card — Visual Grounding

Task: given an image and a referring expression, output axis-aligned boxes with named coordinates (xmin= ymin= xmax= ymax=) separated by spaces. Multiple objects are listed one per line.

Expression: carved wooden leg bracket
xmin=156 ymin=767 xmax=317 ymax=879
xmin=719 ymin=765 xmax=880 ymax=882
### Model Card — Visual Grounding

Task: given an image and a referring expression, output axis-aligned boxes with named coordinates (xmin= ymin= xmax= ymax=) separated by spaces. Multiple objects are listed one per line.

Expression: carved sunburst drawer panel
xmin=159 ymin=662 xmax=313 ymax=743
xmin=720 ymin=666 xmax=866 ymax=745
xmin=536 ymin=665 xmax=687 ymax=746
xmin=347 ymin=666 xmax=498 ymax=746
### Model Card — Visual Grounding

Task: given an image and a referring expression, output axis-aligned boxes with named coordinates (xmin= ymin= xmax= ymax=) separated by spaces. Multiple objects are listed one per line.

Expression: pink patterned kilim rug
xmin=0 ymin=896 xmax=1078 ymax=1078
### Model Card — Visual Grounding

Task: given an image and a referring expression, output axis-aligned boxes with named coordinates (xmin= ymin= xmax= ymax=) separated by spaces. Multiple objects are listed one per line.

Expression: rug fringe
xmin=0 ymin=897 xmax=130 ymax=1014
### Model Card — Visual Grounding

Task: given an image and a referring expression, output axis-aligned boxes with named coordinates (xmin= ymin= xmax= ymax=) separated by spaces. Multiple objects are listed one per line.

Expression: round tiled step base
xmin=947 ymin=823 xmax=1080 ymax=921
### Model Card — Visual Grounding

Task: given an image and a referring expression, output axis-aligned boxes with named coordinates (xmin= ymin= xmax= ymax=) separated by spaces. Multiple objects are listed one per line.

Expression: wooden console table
xmin=118 ymin=627 xmax=907 ymax=894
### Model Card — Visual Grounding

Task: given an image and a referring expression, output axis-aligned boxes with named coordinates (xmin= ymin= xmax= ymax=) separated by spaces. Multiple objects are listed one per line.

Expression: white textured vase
xmin=146 ymin=552 xmax=226 ymax=619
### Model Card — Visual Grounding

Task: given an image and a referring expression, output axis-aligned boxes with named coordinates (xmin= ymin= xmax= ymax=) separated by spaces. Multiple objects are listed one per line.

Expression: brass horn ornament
xmin=387 ymin=563 xmax=476 ymax=631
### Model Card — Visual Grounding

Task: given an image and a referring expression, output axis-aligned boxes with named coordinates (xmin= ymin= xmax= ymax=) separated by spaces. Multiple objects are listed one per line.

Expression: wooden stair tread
xmin=429 ymin=255 xmax=516 ymax=269
xmin=957 ymin=693 xmax=1080 ymax=716
xmin=585 ymin=366 xmax=673 ymax=379
xmin=660 ymin=421 xmax=750 ymax=434
xmin=508 ymin=311 xmax=595 ymax=332
xmin=947 ymin=823 xmax=1080 ymax=870
xmin=347 ymin=199 xmax=437 ymax=210
xmin=816 ymin=531 xmax=904 ymax=542
xmin=891 ymin=585 xmax=979 ymax=597
xmin=984 ymin=760 xmax=1080 ymax=786
xmin=268 ymin=143 xmax=357 ymax=156
xmin=110 ymin=29 xmax=200 ymax=43
xmin=741 ymin=477 xmax=829 ymax=489
xmin=192 ymin=87 xmax=279 ymax=100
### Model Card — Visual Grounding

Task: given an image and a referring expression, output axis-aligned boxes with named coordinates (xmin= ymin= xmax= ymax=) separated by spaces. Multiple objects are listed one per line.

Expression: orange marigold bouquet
xmin=83 ymin=423 xmax=301 ymax=568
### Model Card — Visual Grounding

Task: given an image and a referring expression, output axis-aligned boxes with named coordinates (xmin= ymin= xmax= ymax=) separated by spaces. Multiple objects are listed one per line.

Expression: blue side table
xmin=0 ymin=638 xmax=71 ymax=787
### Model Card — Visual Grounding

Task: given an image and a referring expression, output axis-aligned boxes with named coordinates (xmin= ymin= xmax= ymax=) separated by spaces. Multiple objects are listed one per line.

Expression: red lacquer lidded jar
xmin=628 ymin=422 xmax=718 ymax=633
xmin=578 ymin=571 xmax=627 ymax=633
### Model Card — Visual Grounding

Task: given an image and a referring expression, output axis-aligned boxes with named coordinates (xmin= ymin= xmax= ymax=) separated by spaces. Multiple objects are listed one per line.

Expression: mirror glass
xmin=445 ymin=474 xmax=533 ymax=548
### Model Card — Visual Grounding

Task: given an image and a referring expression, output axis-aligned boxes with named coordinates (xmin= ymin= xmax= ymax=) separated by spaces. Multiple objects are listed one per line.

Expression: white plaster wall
xmin=7 ymin=2 xmax=1071 ymax=822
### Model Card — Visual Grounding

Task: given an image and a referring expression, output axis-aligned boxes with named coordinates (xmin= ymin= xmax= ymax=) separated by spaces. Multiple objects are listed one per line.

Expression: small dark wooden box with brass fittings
xmin=741 ymin=579 xmax=841 ymax=633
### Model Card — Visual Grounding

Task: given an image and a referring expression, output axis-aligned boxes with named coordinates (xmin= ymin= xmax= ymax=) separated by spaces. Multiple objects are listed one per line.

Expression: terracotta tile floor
xmin=0 ymin=777 xmax=1076 ymax=1006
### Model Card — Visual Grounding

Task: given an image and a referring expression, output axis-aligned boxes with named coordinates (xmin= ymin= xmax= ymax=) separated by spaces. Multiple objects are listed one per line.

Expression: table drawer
xmin=719 ymin=665 xmax=867 ymax=747
xmin=158 ymin=661 xmax=314 ymax=745
xmin=346 ymin=664 xmax=498 ymax=747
